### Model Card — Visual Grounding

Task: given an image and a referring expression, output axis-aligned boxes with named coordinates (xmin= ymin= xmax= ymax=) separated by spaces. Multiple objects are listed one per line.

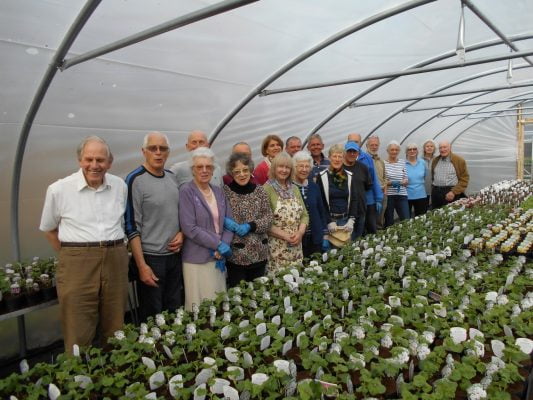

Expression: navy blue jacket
xmin=294 ymin=180 xmax=328 ymax=245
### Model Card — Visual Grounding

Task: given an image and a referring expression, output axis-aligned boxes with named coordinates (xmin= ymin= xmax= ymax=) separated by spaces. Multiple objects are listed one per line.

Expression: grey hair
xmin=231 ymin=141 xmax=251 ymax=152
xmin=328 ymin=143 xmax=345 ymax=157
xmin=226 ymin=152 xmax=254 ymax=175
xmin=77 ymin=136 xmax=111 ymax=161
xmin=307 ymin=133 xmax=323 ymax=144
xmin=366 ymin=135 xmax=380 ymax=144
xmin=386 ymin=140 xmax=401 ymax=151
xmin=143 ymin=131 xmax=170 ymax=148
xmin=292 ymin=150 xmax=313 ymax=166
xmin=405 ymin=143 xmax=418 ymax=156
xmin=189 ymin=147 xmax=215 ymax=167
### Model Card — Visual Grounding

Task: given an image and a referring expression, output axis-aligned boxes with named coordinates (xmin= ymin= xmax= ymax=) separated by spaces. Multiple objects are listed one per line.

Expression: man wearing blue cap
xmin=346 ymin=133 xmax=384 ymax=235
xmin=343 ymin=141 xmax=372 ymax=239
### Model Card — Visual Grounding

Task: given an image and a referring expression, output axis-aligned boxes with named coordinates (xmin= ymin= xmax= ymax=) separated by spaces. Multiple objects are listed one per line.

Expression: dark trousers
xmin=365 ymin=204 xmax=377 ymax=234
xmin=408 ymin=197 xmax=428 ymax=217
xmin=352 ymin=213 xmax=366 ymax=240
xmin=227 ymin=261 xmax=267 ymax=288
xmin=431 ymin=186 xmax=465 ymax=209
xmin=384 ymin=195 xmax=409 ymax=227
xmin=138 ymin=253 xmax=182 ymax=322
xmin=302 ymin=232 xmax=322 ymax=259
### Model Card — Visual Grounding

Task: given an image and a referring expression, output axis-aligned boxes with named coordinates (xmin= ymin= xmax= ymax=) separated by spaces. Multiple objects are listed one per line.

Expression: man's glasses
xmin=145 ymin=145 xmax=170 ymax=153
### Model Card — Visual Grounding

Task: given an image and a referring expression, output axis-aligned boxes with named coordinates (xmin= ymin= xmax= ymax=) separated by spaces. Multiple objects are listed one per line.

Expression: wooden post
xmin=517 ymin=106 xmax=524 ymax=179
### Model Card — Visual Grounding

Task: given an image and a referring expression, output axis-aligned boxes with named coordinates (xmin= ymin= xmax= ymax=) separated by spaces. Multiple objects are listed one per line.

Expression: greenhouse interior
xmin=0 ymin=0 xmax=532 ymax=398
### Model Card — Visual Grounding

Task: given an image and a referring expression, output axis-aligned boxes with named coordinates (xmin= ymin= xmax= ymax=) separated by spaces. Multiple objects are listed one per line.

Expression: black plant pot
xmin=41 ymin=286 xmax=57 ymax=301
xmin=4 ymin=294 xmax=27 ymax=313
xmin=25 ymin=290 xmax=44 ymax=306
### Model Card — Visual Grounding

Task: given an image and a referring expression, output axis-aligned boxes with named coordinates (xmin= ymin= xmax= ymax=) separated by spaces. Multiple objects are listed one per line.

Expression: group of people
xmin=39 ymin=130 xmax=469 ymax=353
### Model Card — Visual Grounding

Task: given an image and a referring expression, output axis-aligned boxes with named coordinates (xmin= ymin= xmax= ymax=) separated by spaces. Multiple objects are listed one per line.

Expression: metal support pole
xmin=464 ymin=112 xmax=533 ymax=119
xmin=61 ymin=0 xmax=258 ymax=70
xmin=440 ymin=106 xmax=533 ymax=117
xmin=11 ymin=0 xmax=102 ymax=261
xmin=462 ymin=0 xmax=533 ymax=67
xmin=17 ymin=316 xmax=27 ymax=358
xmin=210 ymin=0 xmax=436 ymax=144
xmin=349 ymin=82 xmax=533 ymax=107
xmin=261 ymin=49 xmax=533 ymax=96
xmin=404 ymin=97 xmax=533 ymax=112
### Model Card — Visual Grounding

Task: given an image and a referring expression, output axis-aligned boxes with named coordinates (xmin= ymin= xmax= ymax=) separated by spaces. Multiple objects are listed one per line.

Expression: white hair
xmin=143 ymin=131 xmax=170 ymax=148
xmin=292 ymin=150 xmax=313 ymax=166
xmin=386 ymin=140 xmax=401 ymax=151
xmin=189 ymin=146 xmax=215 ymax=167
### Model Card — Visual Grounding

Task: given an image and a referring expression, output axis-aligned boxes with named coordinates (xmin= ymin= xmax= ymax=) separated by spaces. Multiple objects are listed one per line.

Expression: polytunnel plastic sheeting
xmin=0 ymin=0 xmax=532 ymax=266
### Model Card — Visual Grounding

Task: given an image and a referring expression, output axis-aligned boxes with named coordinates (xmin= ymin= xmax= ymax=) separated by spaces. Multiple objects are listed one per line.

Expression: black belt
xmin=61 ymin=238 xmax=125 ymax=248
xmin=330 ymin=212 xmax=347 ymax=219
xmin=432 ymin=185 xmax=453 ymax=192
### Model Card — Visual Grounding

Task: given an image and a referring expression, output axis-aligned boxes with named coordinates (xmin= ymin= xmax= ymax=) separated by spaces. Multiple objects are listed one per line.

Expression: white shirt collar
xmin=75 ymin=168 xmax=110 ymax=192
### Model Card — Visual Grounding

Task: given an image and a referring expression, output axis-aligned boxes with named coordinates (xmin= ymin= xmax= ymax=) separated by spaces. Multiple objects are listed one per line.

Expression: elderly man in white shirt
xmin=40 ymin=136 xmax=128 ymax=354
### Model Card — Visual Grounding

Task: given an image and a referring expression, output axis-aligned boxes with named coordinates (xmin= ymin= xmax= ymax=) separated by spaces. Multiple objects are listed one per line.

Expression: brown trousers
xmin=57 ymin=245 xmax=128 ymax=353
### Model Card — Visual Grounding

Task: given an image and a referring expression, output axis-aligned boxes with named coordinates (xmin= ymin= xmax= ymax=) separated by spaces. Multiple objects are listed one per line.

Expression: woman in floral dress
xmin=263 ymin=152 xmax=309 ymax=274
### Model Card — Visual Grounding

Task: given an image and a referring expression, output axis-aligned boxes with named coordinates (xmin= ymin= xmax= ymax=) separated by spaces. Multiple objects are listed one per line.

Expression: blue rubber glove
xmin=235 ymin=223 xmax=251 ymax=237
xmin=224 ymin=217 xmax=239 ymax=232
xmin=322 ymin=239 xmax=330 ymax=252
xmin=215 ymin=258 xmax=226 ymax=273
xmin=375 ymin=202 xmax=383 ymax=215
xmin=217 ymin=241 xmax=232 ymax=257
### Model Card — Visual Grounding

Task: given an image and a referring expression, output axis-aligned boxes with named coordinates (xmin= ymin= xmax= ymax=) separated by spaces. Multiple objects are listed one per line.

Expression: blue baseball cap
xmin=345 ymin=141 xmax=360 ymax=152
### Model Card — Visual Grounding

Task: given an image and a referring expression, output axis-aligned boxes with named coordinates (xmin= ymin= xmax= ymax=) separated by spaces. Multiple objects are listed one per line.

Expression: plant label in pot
xmin=142 ymin=357 xmax=156 ymax=370
xmin=210 ymin=378 xmax=230 ymax=395
xmin=227 ymin=366 xmax=244 ymax=381
xmin=149 ymin=370 xmax=166 ymax=391
xmin=277 ymin=327 xmax=286 ymax=338
xmin=239 ymin=319 xmax=249 ymax=329
xmin=168 ymin=375 xmax=183 ymax=397
xmin=242 ymin=351 xmax=253 ymax=368
xmin=223 ymin=385 xmax=239 ymax=400
xmin=193 ymin=383 xmax=206 ymax=400
xmin=260 ymin=335 xmax=271 ymax=351
xmin=491 ymin=339 xmax=505 ymax=358
xmin=282 ymin=339 xmax=292 ymax=355
xmin=273 ymin=359 xmax=290 ymax=374
xmin=195 ymin=369 xmax=214 ymax=386
xmin=256 ymin=322 xmax=266 ymax=336
xmin=74 ymin=375 xmax=92 ymax=389
xmin=254 ymin=310 xmax=264 ymax=320
xmin=271 ymin=315 xmax=281 ymax=326
xmin=224 ymin=347 xmax=239 ymax=363
xmin=221 ymin=325 xmax=232 ymax=340
xmin=48 ymin=384 xmax=60 ymax=400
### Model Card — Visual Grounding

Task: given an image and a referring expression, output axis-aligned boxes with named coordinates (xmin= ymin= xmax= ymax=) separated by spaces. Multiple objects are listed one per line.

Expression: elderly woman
xmin=384 ymin=141 xmax=409 ymax=227
xmin=316 ymin=144 xmax=358 ymax=246
xmin=405 ymin=143 xmax=428 ymax=217
xmin=422 ymin=139 xmax=436 ymax=207
xmin=222 ymin=153 xmax=273 ymax=287
xmin=179 ymin=148 xmax=233 ymax=311
xmin=264 ymin=152 xmax=309 ymax=273
xmin=292 ymin=150 xmax=329 ymax=258
xmin=253 ymin=134 xmax=284 ymax=185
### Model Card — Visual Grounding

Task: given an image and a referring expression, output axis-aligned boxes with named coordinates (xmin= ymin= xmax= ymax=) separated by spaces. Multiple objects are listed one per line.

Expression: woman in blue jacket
xmin=292 ymin=151 xmax=329 ymax=257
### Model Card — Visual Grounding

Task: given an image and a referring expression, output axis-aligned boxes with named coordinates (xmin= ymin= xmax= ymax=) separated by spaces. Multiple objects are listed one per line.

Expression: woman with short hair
xmin=316 ymin=144 xmax=358 ymax=247
xmin=223 ymin=153 xmax=273 ymax=287
xmin=384 ymin=141 xmax=409 ymax=227
xmin=253 ymin=134 xmax=284 ymax=185
xmin=405 ymin=143 xmax=428 ymax=217
xmin=179 ymin=147 xmax=233 ymax=311
xmin=292 ymin=151 xmax=329 ymax=258
xmin=263 ymin=152 xmax=308 ymax=273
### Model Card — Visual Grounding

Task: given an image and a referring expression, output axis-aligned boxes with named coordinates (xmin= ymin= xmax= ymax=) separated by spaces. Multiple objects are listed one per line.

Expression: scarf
xmin=268 ymin=179 xmax=294 ymax=200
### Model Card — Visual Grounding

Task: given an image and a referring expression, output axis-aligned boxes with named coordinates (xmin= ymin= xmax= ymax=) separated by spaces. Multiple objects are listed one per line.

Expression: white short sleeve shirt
xmin=40 ymin=169 xmax=127 ymax=242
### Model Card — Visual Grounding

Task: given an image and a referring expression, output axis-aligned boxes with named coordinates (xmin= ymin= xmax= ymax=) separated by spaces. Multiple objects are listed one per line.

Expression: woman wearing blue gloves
xmin=223 ymin=153 xmax=273 ymax=287
xmin=179 ymin=148 xmax=234 ymax=311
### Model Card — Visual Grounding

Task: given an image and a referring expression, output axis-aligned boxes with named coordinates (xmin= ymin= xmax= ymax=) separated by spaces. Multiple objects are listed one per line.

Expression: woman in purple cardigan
xmin=179 ymin=147 xmax=234 ymax=311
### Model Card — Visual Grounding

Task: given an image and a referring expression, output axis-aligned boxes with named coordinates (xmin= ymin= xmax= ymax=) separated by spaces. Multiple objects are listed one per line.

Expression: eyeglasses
xmin=295 ymin=164 xmax=311 ymax=170
xmin=145 ymin=145 xmax=170 ymax=153
xmin=194 ymin=164 xmax=214 ymax=172
xmin=407 ymin=148 xmax=418 ymax=151
xmin=232 ymin=168 xmax=250 ymax=176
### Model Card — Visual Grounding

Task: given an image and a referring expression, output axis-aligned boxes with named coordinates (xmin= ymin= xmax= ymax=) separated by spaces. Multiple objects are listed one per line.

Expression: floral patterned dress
xmin=264 ymin=182 xmax=307 ymax=273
